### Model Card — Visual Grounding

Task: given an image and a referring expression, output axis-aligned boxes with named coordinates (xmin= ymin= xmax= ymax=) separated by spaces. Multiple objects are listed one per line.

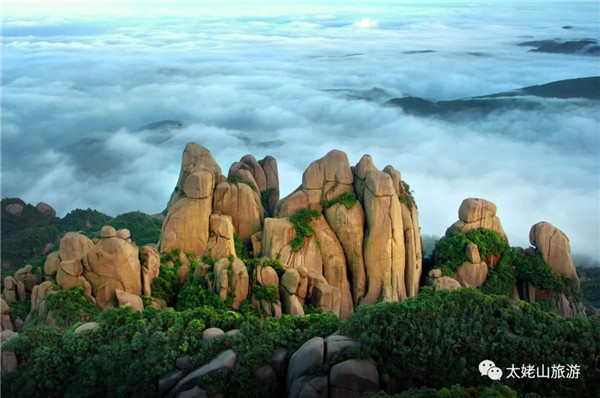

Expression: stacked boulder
xmin=264 ymin=151 xmax=422 ymax=319
xmin=160 ymin=143 xmax=278 ymax=255
xmin=82 ymin=226 xmax=142 ymax=310
xmin=161 ymin=144 xmax=423 ymax=319
xmin=192 ymin=214 xmax=250 ymax=310
xmin=450 ymin=198 xmax=506 ymax=238
xmin=431 ymin=199 xmax=585 ymax=318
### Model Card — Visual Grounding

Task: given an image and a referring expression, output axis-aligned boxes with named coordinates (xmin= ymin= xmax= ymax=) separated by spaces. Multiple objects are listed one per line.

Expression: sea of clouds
xmin=2 ymin=1 xmax=599 ymax=259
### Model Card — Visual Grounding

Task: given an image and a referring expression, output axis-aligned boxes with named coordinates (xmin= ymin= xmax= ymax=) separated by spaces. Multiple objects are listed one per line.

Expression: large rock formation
xmin=82 ymin=228 xmax=142 ymax=310
xmin=529 ymin=221 xmax=583 ymax=317
xmin=530 ymin=222 xmax=579 ymax=285
xmin=157 ymin=144 xmax=423 ymax=318
xmin=160 ymin=143 xmax=221 ymax=255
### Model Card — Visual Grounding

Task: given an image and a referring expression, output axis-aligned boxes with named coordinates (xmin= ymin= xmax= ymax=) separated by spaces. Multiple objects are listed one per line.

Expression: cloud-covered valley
xmin=2 ymin=1 xmax=599 ymax=259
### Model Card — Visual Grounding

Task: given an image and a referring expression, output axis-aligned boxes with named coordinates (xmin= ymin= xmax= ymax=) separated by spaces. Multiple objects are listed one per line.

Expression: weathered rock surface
xmin=168 ymin=350 xmax=236 ymax=398
xmin=116 ymin=289 xmax=144 ymax=311
xmin=36 ymin=202 xmax=56 ymax=217
xmin=286 ymin=337 xmax=324 ymax=394
xmin=324 ymin=335 xmax=359 ymax=363
xmin=213 ymin=181 xmax=263 ymax=244
xmin=362 ymin=170 xmax=407 ymax=304
xmin=161 ymin=143 xmax=221 ymax=256
xmin=530 ymin=222 xmax=579 ymax=285
xmin=330 ymin=359 xmax=379 ymax=398
xmin=289 ymin=376 xmax=328 ymax=398
xmin=202 ymin=327 xmax=224 ymax=342
xmin=456 ymin=261 xmax=489 ymax=287
xmin=6 ymin=203 xmax=23 ymax=216
xmin=140 ymin=245 xmax=160 ymax=297
xmin=59 ymin=232 xmax=95 ymax=262
xmin=2 ymin=277 xmax=18 ymax=304
xmin=431 ymin=276 xmax=461 ymax=292
xmin=82 ymin=230 xmax=142 ymax=310
xmin=203 ymin=214 xmax=236 ymax=261
xmin=0 ymin=298 xmax=12 ymax=332
xmin=44 ymin=252 xmax=61 ymax=278
xmin=74 ymin=322 xmax=100 ymax=336
xmin=451 ymin=198 xmax=506 ymax=238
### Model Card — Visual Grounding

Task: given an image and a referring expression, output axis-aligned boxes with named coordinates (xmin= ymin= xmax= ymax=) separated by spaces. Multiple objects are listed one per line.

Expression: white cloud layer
xmin=1 ymin=1 xmax=599 ymax=259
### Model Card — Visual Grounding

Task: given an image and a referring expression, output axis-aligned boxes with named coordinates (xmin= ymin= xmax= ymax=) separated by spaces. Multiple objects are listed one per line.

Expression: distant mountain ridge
xmin=386 ymin=76 xmax=600 ymax=117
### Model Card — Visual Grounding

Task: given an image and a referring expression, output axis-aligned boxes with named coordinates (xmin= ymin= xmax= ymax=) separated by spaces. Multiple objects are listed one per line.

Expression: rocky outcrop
xmin=2 ymin=277 xmax=19 ymax=304
xmin=168 ymin=350 xmax=237 ymax=398
xmin=59 ymin=232 xmax=95 ymax=262
xmin=456 ymin=261 xmax=488 ymax=287
xmin=13 ymin=265 xmax=42 ymax=293
xmin=252 ymin=265 xmax=282 ymax=317
xmin=362 ymin=169 xmax=407 ymax=304
xmin=35 ymin=202 xmax=56 ymax=217
xmin=82 ymin=227 xmax=142 ymax=310
xmin=5 ymin=203 xmax=23 ymax=217
xmin=56 ymin=259 xmax=95 ymax=303
xmin=44 ymin=252 xmax=61 ymax=280
xmin=1 ymin=298 xmax=12 ymax=332
xmin=330 ymin=359 xmax=379 ymax=398
xmin=530 ymin=222 xmax=579 ymax=285
xmin=450 ymin=198 xmax=506 ymax=238
xmin=285 ymin=333 xmax=378 ymax=398
xmin=160 ymin=143 xmax=221 ymax=255
xmin=529 ymin=222 xmax=584 ymax=317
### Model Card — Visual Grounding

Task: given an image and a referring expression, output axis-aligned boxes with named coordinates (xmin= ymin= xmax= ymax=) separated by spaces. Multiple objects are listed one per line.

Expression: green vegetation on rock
xmin=44 ymin=286 xmax=100 ymax=328
xmin=320 ymin=191 xmax=357 ymax=209
xmin=288 ymin=208 xmax=321 ymax=251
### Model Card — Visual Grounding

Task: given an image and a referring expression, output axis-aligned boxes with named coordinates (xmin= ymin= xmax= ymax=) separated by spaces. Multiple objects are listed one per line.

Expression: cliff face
xmin=159 ymin=144 xmax=423 ymax=319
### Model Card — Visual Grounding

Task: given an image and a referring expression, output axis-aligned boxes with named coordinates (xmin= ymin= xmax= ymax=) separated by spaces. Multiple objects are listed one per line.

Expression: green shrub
xmin=252 ymin=284 xmax=279 ymax=303
xmin=481 ymin=248 xmax=517 ymax=296
xmin=176 ymin=280 xmax=226 ymax=311
xmin=44 ymin=286 xmax=100 ymax=328
xmin=340 ymin=288 xmax=599 ymax=397
xmin=513 ymin=248 xmax=565 ymax=293
xmin=234 ymin=233 xmax=251 ymax=261
xmin=151 ymin=265 xmax=180 ymax=305
xmin=398 ymin=180 xmax=417 ymax=210
xmin=320 ymin=191 xmax=357 ymax=209
xmin=289 ymin=208 xmax=321 ymax=251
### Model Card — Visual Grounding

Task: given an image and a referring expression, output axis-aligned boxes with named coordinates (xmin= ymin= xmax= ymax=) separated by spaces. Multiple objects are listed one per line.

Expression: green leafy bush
xmin=151 ymin=265 xmax=180 ymax=305
xmin=433 ymin=228 xmax=508 ymax=278
xmin=320 ymin=191 xmax=357 ymax=209
xmin=234 ymin=232 xmax=251 ymax=261
xmin=513 ymin=248 xmax=566 ymax=292
xmin=364 ymin=384 xmax=517 ymax=398
xmin=44 ymin=286 xmax=100 ymax=328
xmin=176 ymin=279 xmax=226 ymax=311
xmin=340 ymin=288 xmax=599 ymax=397
xmin=289 ymin=208 xmax=321 ymax=251
xmin=252 ymin=284 xmax=279 ymax=303
xmin=481 ymin=248 xmax=517 ymax=296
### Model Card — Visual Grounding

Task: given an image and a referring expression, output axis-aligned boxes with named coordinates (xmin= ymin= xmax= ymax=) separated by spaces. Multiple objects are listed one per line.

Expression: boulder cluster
xmin=154 ymin=329 xmax=378 ymax=398
xmin=160 ymin=143 xmax=423 ymax=319
xmin=428 ymin=198 xmax=584 ymax=317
